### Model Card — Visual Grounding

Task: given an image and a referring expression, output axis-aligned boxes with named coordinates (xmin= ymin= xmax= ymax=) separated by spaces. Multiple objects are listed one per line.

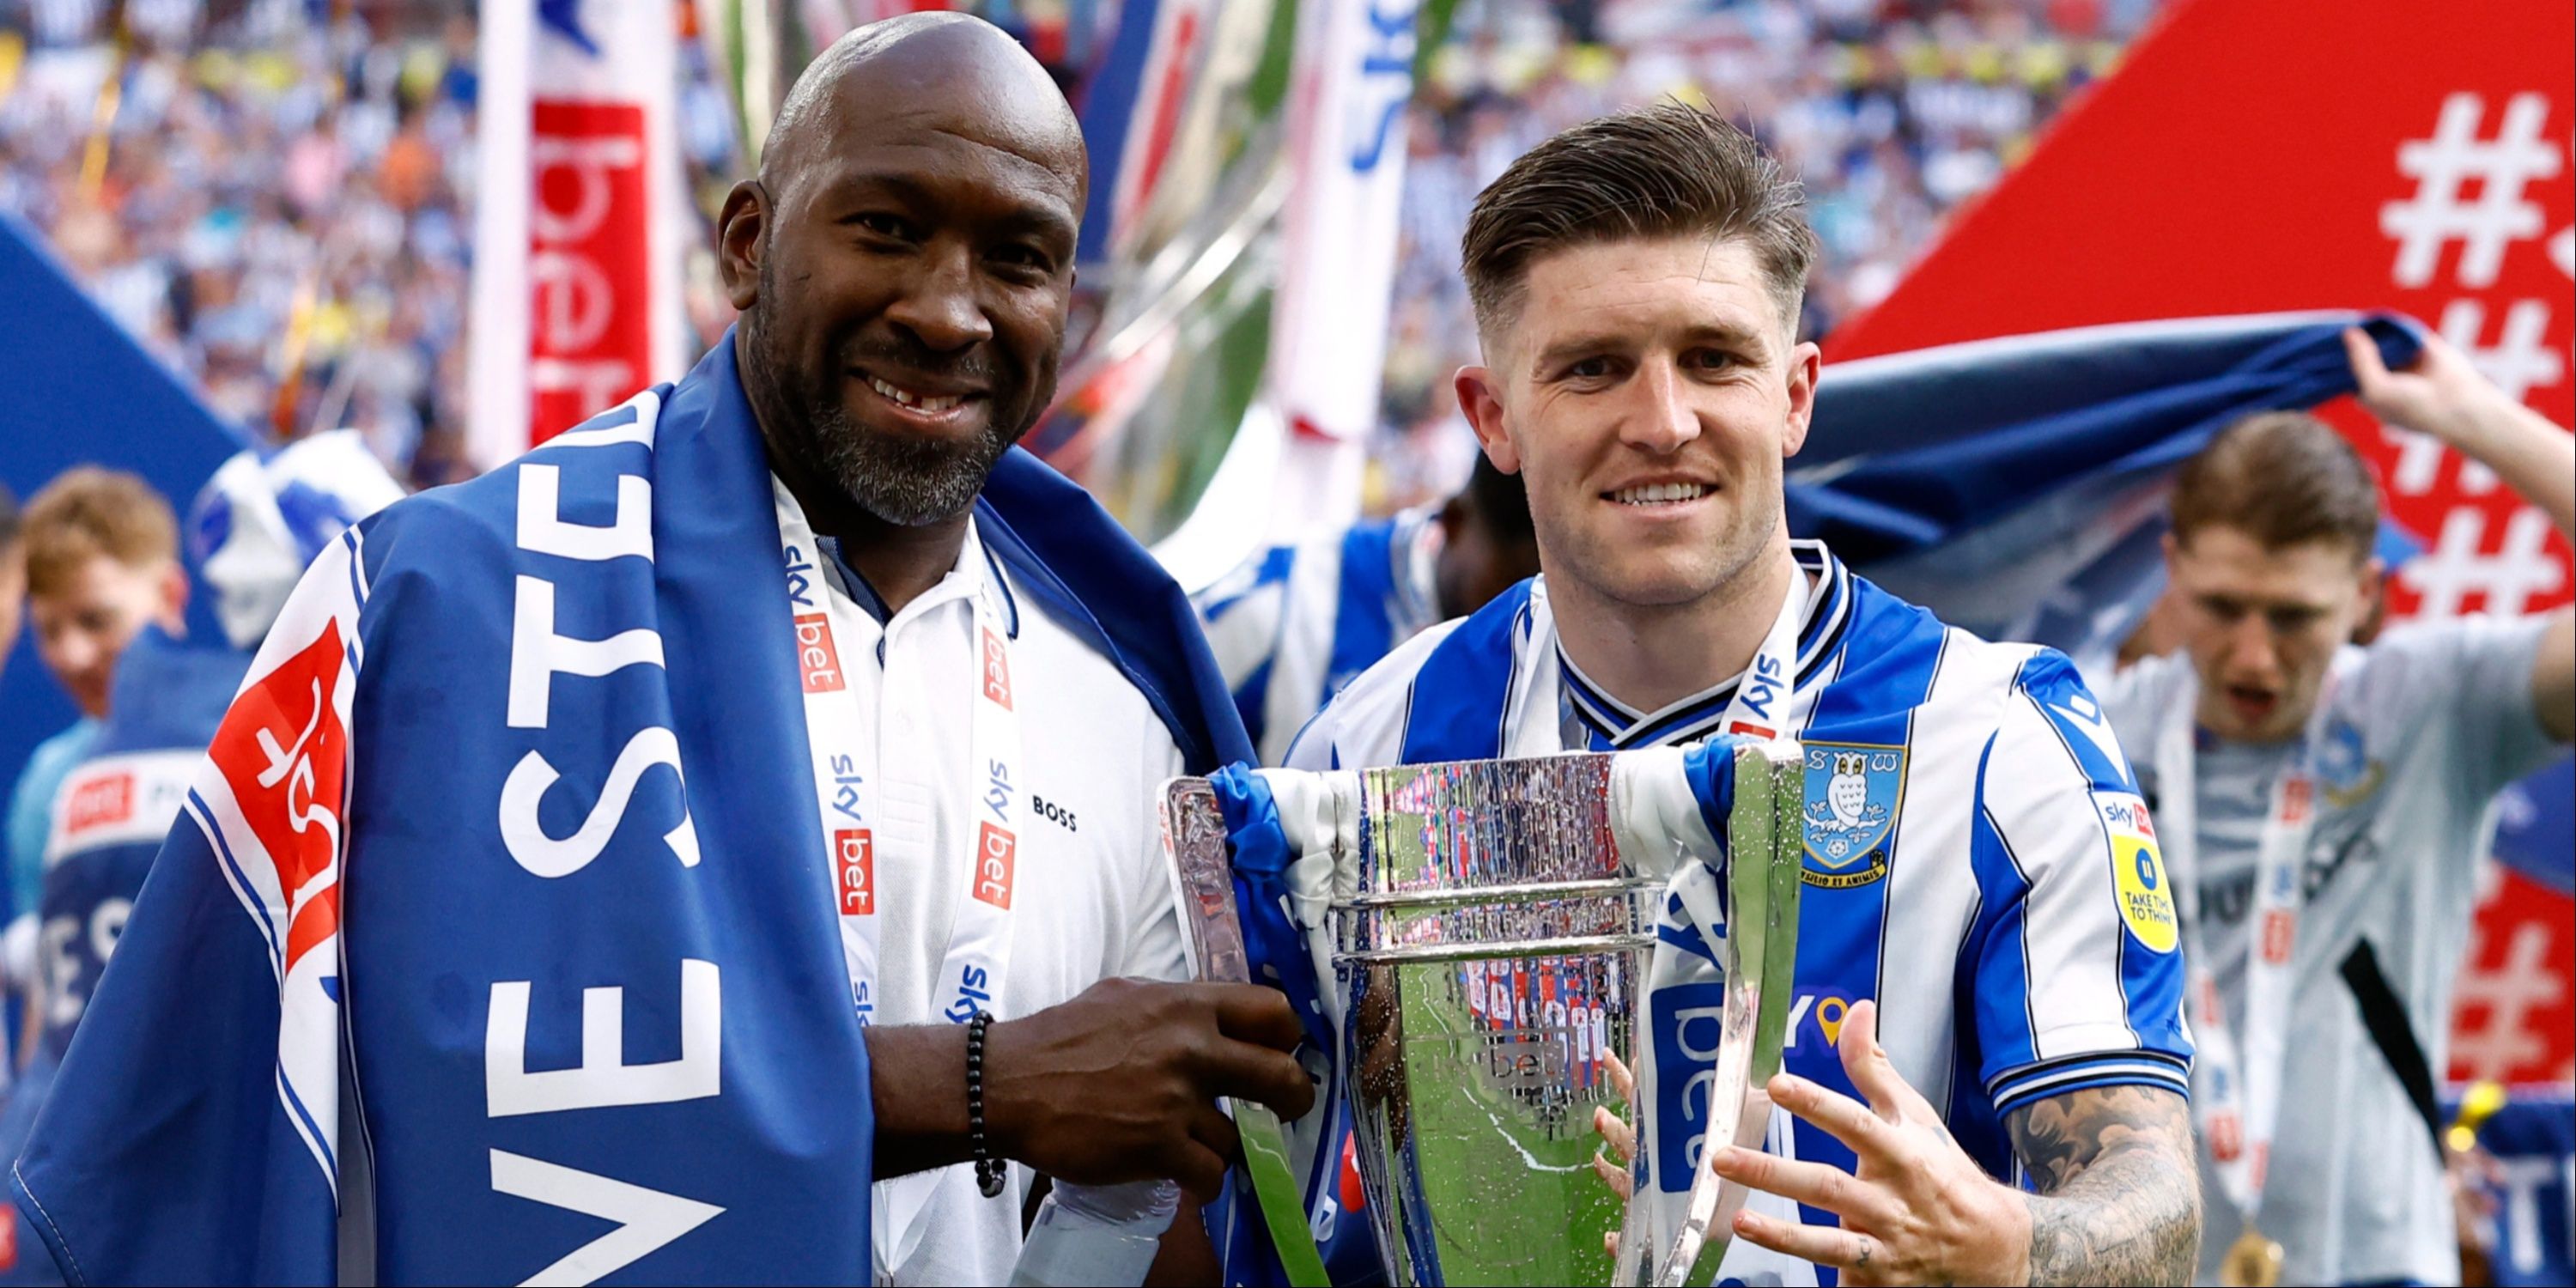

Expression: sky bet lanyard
xmin=2150 ymin=656 xmax=2351 ymax=1225
xmin=1551 ymin=563 xmax=1814 ymax=754
xmin=773 ymin=479 xmax=1026 ymax=1035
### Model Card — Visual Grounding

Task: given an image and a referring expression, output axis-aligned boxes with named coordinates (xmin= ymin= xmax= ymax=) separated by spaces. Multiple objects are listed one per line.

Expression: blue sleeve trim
xmin=1987 ymin=1049 xmax=2190 ymax=1117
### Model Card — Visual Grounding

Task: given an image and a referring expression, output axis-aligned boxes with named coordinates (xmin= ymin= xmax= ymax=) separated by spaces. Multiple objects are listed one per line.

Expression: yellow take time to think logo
xmin=2099 ymin=792 xmax=2178 ymax=953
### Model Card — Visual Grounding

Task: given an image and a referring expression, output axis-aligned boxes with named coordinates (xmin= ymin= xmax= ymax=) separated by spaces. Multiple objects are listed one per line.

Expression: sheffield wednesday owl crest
xmin=1801 ymin=742 xmax=1905 ymax=888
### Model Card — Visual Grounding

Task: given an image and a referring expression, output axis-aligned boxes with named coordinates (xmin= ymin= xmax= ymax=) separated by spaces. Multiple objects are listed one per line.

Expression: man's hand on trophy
xmin=1590 ymin=1050 xmax=1638 ymax=1257
xmin=1710 ymin=999 xmax=2033 ymax=1286
xmin=985 ymin=979 xmax=1318 ymax=1200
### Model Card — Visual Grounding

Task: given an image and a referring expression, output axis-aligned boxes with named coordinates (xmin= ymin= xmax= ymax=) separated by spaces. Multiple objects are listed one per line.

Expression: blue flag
xmin=12 ymin=333 xmax=1249 ymax=1285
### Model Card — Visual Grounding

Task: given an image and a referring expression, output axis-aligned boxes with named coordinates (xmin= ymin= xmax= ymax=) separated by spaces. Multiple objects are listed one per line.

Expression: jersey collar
xmin=1555 ymin=540 xmax=1853 ymax=749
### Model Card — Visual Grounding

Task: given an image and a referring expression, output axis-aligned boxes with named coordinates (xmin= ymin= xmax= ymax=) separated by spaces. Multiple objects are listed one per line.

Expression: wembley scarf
xmin=11 ymin=335 xmax=1249 ymax=1285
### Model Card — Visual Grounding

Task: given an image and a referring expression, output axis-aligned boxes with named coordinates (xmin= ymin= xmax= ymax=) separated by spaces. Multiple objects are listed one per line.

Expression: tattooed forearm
xmin=2007 ymin=1084 xmax=2201 ymax=1286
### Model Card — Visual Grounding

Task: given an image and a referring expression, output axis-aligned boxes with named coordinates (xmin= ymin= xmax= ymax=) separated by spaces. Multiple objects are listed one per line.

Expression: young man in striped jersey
xmin=1287 ymin=103 xmax=2201 ymax=1284
xmin=2099 ymin=337 xmax=2573 ymax=1286
xmin=1196 ymin=455 xmax=1539 ymax=764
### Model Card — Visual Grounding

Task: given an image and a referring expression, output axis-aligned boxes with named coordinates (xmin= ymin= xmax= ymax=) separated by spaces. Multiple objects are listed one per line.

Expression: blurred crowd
xmin=1370 ymin=0 xmax=2155 ymax=507
xmin=2 ymin=0 xmax=2156 ymax=502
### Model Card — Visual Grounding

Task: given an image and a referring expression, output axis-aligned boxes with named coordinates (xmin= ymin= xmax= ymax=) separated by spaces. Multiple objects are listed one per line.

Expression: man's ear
xmin=1780 ymin=339 xmax=1821 ymax=459
xmin=156 ymin=559 xmax=189 ymax=628
xmin=1455 ymin=366 xmax=1522 ymax=475
xmin=717 ymin=180 xmax=769 ymax=311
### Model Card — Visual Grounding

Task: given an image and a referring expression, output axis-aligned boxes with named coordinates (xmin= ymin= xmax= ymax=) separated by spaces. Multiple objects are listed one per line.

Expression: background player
xmin=1196 ymin=454 xmax=1539 ymax=763
xmin=2100 ymin=327 xmax=2573 ymax=1285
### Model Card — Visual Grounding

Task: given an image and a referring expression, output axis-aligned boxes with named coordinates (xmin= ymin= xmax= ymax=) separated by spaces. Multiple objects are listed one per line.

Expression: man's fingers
xmin=1203 ymin=981 xmax=1307 ymax=1052
xmin=1732 ymin=1210 xmax=1881 ymax=1275
xmin=1769 ymin=1072 xmax=1900 ymax=1165
xmin=1593 ymin=1104 xmax=1636 ymax=1164
xmin=1189 ymin=1101 xmax=1244 ymax=1167
xmin=1833 ymin=1001 xmax=1927 ymax=1122
xmin=1709 ymin=1146 xmax=1899 ymax=1230
xmin=2343 ymin=325 xmax=2392 ymax=391
xmin=1591 ymin=1147 xmax=1633 ymax=1201
xmin=1196 ymin=1042 xmax=1317 ymax=1121
xmin=1167 ymin=1139 xmax=1232 ymax=1204
xmin=1605 ymin=1049 xmax=1634 ymax=1103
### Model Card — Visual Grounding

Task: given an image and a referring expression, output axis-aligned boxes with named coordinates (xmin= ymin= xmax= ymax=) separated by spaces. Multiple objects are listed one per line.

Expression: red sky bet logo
xmin=795 ymin=613 xmax=846 ymax=692
xmin=974 ymin=821 xmax=1016 ymax=908
xmin=834 ymin=829 xmax=875 ymax=916
xmin=207 ymin=624 xmax=348 ymax=974
xmin=980 ymin=628 xmax=1012 ymax=709
xmin=64 ymin=771 xmax=135 ymax=835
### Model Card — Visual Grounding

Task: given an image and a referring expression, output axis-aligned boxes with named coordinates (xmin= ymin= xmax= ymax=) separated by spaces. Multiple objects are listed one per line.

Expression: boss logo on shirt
xmin=1031 ymin=796 xmax=1078 ymax=833
xmin=794 ymin=613 xmax=846 ymax=692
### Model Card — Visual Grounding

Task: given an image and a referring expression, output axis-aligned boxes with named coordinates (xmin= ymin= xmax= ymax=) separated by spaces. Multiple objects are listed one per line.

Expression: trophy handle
xmin=1656 ymin=740 xmax=1807 ymax=1288
xmin=1161 ymin=780 xmax=1332 ymax=1288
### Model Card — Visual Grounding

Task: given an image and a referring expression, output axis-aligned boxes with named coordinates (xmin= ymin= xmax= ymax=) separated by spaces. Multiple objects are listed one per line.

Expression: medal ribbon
xmin=2152 ymin=658 xmax=2352 ymax=1221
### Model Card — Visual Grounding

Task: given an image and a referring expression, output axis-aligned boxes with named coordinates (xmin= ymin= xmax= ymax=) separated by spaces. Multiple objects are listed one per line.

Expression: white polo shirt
xmin=799 ymin=504 xmax=1190 ymax=1286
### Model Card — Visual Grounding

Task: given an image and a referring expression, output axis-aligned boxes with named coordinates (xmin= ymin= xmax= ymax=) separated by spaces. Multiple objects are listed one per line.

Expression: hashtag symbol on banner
xmin=2380 ymin=299 xmax=2568 ymax=495
xmin=2380 ymin=93 xmax=2561 ymax=288
xmin=2449 ymin=921 xmax=2565 ymax=1081
xmin=2399 ymin=507 xmax=2567 ymax=616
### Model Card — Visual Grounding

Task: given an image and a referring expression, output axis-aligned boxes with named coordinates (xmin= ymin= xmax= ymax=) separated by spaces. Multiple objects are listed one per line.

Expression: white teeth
xmin=867 ymin=376 xmax=963 ymax=413
xmin=1612 ymin=482 xmax=1710 ymax=506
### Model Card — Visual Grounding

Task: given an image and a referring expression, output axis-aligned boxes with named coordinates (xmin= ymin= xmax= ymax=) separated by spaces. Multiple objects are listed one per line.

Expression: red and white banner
xmin=1830 ymin=0 xmax=2573 ymax=1084
xmin=470 ymin=0 xmax=692 ymax=466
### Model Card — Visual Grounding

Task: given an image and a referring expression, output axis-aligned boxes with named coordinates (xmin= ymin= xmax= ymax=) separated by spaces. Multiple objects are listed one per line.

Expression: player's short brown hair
xmin=22 ymin=466 xmax=179 ymax=598
xmin=2169 ymin=411 xmax=2381 ymax=562
xmin=1461 ymin=100 xmax=1818 ymax=343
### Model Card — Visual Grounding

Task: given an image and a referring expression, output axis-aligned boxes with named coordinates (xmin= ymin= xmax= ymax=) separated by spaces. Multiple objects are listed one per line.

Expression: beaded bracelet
xmin=967 ymin=1011 xmax=1004 ymax=1198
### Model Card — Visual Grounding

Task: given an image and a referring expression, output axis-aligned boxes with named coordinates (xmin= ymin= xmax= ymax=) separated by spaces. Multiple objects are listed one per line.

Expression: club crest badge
xmin=1801 ymin=742 xmax=1904 ymax=888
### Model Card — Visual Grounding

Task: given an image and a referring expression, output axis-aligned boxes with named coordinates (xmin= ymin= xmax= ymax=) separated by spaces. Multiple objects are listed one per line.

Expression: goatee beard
xmin=744 ymin=308 xmax=1019 ymax=530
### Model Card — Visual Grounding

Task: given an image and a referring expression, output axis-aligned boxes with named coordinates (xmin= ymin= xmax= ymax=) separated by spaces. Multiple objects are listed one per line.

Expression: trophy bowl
xmin=1163 ymin=742 xmax=1807 ymax=1288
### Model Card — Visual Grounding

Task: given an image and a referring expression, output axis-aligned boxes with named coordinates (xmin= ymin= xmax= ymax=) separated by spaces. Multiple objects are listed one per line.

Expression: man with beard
xmin=12 ymin=15 xmax=1309 ymax=1286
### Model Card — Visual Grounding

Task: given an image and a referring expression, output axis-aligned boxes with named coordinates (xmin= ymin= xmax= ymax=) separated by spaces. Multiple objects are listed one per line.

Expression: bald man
xmin=11 ymin=15 xmax=1306 ymax=1285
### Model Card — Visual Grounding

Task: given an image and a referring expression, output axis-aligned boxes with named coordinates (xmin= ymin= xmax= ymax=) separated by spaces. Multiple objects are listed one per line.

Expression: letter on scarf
xmin=487 ymin=957 xmax=722 ymax=1115
xmin=499 ymin=726 xmax=701 ymax=875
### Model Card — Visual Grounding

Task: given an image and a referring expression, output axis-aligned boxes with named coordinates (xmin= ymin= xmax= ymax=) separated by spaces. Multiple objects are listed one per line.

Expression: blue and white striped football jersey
xmin=1288 ymin=541 xmax=2193 ymax=1277
xmin=1194 ymin=507 xmax=1443 ymax=765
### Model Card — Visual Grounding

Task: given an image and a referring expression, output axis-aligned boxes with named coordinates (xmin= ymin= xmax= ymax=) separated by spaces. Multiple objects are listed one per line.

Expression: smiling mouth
xmin=1607 ymin=482 xmax=1713 ymax=507
xmin=862 ymin=374 xmax=971 ymax=414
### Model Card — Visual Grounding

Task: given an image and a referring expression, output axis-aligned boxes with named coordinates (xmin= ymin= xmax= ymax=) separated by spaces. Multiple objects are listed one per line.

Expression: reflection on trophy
xmin=1162 ymin=741 xmax=1806 ymax=1287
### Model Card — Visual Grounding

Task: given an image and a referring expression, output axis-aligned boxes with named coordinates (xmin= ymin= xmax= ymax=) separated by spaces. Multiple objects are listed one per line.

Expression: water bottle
xmin=1007 ymin=1178 xmax=1182 ymax=1287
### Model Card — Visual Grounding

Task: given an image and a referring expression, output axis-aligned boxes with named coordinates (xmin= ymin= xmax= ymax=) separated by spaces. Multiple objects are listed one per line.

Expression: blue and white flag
xmin=11 ymin=334 xmax=1249 ymax=1285
xmin=1793 ymin=311 xmax=2426 ymax=671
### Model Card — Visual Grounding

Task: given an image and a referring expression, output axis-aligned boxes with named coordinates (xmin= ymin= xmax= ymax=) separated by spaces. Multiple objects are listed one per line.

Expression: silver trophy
xmin=1161 ymin=743 xmax=1806 ymax=1287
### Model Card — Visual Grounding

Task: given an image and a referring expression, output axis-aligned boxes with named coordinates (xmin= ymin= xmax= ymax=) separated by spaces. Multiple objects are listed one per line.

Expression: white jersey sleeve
xmin=2348 ymin=614 xmax=2560 ymax=805
xmin=1280 ymin=617 xmax=1467 ymax=772
xmin=1968 ymin=652 xmax=2193 ymax=1116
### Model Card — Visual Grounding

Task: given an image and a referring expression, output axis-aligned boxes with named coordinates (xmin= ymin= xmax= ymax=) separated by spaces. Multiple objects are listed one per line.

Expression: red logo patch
xmin=2278 ymin=776 xmax=2313 ymax=824
xmin=2260 ymin=908 xmax=2297 ymax=964
xmin=2209 ymin=1110 xmax=2244 ymax=1163
xmin=64 ymin=771 xmax=135 ymax=835
xmin=980 ymin=628 xmax=1012 ymax=709
xmin=795 ymin=614 xmax=846 ymax=692
xmin=834 ymin=829 xmax=875 ymax=916
xmin=206 ymin=624 xmax=348 ymax=974
xmin=973 ymin=821 xmax=1016 ymax=908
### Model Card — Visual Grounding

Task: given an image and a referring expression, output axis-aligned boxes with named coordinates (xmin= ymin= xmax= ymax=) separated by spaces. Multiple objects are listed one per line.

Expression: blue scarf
xmin=12 ymin=334 xmax=1249 ymax=1285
